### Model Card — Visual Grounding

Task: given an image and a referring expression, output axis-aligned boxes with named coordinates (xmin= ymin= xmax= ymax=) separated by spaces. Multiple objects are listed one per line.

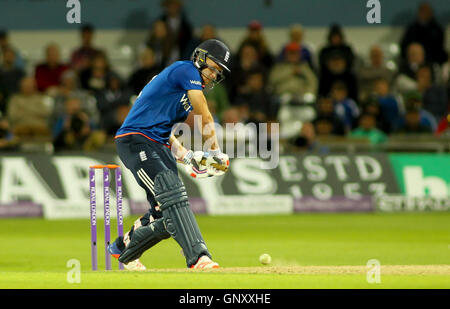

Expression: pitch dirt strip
xmin=140 ymin=265 xmax=450 ymax=275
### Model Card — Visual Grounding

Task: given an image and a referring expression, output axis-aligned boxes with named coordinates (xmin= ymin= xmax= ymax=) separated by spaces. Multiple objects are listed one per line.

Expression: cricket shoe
xmin=123 ymin=259 xmax=147 ymax=271
xmin=190 ymin=255 xmax=219 ymax=269
xmin=108 ymin=241 xmax=147 ymax=271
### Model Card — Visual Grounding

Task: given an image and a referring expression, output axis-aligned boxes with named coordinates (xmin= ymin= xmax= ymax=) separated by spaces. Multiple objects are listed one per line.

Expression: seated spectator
xmin=268 ymin=42 xmax=317 ymax=98
xmin=229 ymin=42 xmax=265 ymax=102
xmin=358 ymin=45 xmax=394 ymax=102
xmin=435 ymin=114 xmax=449 ymax=136
xmin=314 ymin=115 xmax=342 ymax=136
xmin=318 ymin=49 xmax=358 ymax=101
xmin=372 ymin=78 xmax=403 ymax=133
xmin=236 ymin=20 xmax=274 ymax=70
xmin=394 ymin=43 xmax=439 ymax=96
xmin=234 ymin=68 xmax=274 ymax=124
xmin=0 ymin=30 xmax=25 ymax=70
xmin=146 ymin=19 xmax=176 ymax=67
xmin=0 ymin=117 xmax=19 ymax=150
xmin=35 ymin=43 xmax=70 ymax=94
xmin=319 ymin=24 xmax=355 ymax=75
xmin=182 ymin=24 xmax=220 ymax=60
xmin=79 ymin=51 xmax=114 ymax=93
xmin=350 ymin=112 xmax=387 ymax=145
xmin=70 ymin=24 xmax=102 ymax=72
xmin=330 ymin=81 xmax=359 ymax=133
xmin=314 ymin=96 xmax=345 ymax=135
xmin=128 ymin=48 xmax=162 ymax=95
xmin=159 ymin=0 xmax=193 ymax=62
xmin=400 ymin=2 xmax=447 ymax=65
xmin=359 ymin=97 xmax=385 ymax=128
xmin=277 ymin=24 xmax=314 ymax=69
xmin=95 ymin=74 xmax=133 ymax=135
xmin=416 ymin=64 xmax=448 ymax=121
xmin=399 ymin=91 xmax=437 ymax=132
xmin=0 ymin=46 xmax=25 ymax=113
xmin=51 ymin=70 xmax=99 ymax=127
xmin=6 ymin=77 xmax=52 ymax=138
xmin=53 ymin=97 xmax=106 ymax=151
xmin=396 ymin=105 xmax=433 ymax=134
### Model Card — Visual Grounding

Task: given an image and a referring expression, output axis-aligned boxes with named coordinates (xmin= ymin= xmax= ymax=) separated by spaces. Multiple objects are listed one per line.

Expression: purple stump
xmin=89 ymin=168 xmax=98 ymax=271
xmin=115 ymin=167 xmax=124 ymax=270
xmin=103 ymin=168 xmax=112 ymax=270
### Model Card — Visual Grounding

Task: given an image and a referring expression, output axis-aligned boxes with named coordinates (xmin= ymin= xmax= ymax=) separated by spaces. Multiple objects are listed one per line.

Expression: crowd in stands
xmin=0 ymin=0 xmax=448 ymax=152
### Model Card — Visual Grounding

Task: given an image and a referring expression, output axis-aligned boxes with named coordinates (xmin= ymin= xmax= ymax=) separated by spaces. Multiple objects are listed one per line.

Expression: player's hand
xmin=184 ymin=151 xmax=211 ymax=178
xmin=202 ymin=150 xmax=230 ymax=176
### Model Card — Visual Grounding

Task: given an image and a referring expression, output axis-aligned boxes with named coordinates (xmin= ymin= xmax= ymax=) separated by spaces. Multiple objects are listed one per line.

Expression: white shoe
xmin=190 ymin=255 xmax=219 ymax=269
xmin=124 ymin=259 xmax=147 ymax=271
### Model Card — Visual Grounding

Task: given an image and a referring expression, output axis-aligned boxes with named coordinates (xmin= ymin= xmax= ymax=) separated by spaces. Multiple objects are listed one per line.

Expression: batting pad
xmin=118 ymin=218 xmax=170 ymax=263
xmin=154 ymin=169 xmax=211 ymax=267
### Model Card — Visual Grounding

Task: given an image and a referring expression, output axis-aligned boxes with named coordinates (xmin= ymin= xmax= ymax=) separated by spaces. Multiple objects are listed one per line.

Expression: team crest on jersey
xmin=180 ymin=93 xmax=192 ymax=112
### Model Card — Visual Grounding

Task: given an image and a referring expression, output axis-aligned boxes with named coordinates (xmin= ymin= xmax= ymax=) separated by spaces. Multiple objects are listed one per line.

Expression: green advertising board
xmin=374 ymin=154 xmax=450 ymax=212
xmin=389 ymin=154 xmax=450 ymax=197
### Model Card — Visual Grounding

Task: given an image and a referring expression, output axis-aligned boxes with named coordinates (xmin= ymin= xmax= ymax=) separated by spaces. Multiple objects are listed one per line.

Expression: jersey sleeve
xmin=170 ymin=63 xmax=204 ymax=91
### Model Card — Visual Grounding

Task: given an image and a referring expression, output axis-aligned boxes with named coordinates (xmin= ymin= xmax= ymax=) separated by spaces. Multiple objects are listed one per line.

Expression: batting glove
xmin=184 ymin=151 xmax=211 ymax=178
xmin=203 ymin=150 xmax=230 ymax=176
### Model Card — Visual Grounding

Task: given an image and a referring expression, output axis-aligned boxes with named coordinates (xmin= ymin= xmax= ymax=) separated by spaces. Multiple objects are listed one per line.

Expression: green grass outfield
xmin=0 ymin=213 xmax=449 ymax=289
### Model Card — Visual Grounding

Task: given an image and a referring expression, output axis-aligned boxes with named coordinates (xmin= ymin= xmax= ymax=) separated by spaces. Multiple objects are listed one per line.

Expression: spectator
xmin=79 ymin=51 xmax=114 ymax=93
xmin=51 ymin=70 xmax=99 ymax=127
xmin=182 ymin=24 xmax=220 ymax=60
xmin=400 ymin=2 xmax=447 ymax=65
xmin=70 ymin=24 xmax=102 ymax=72
xmin=159 ymin=0 xmax=193 ymax=62
xmin=145 ymin=19 xmax=176 ymax=67
xmin=6 ymin=76 xmax=52 ymax=138
xmin=400 ymin=90 xmax=437 ymax=132
xmin=314 ymin=96 xmax=345 ymax=135
xmin=35 ymin=43 xmax=70 ymax=94
xmin=277 ymin=24 xmax=314 ymax=69
xmin=95 ymin=74 xmax=133 ymax=136
xmin=53 ymin=97 xmax=106 ymax=151
xmin=435 ymin=114 xmax=449 ymax=136
xmin=358 ymin=45 xmax=394 ymax=102
xmin=318 ymin=49 xmax=358 ymax=101
xmin=229 ymin=42 xmax=265 ymax=102
xmin=319 ymin=24 xmax=355 ymax=75
xmin=0 ymin=117 xmax=19 ymax=150
xmin=394 ymin=42 xmax=439 ymax=95
xmin=0 ymin=46 xmax=25 ymax=113
xmin=330 ymin=81 xmax=359 ymax=133
xmin=128 ymin=48 xmax=162 ymax=95
xmin=396 ymin=104 xmax=433 ymax=134
xmin=237 ymin=20 xmax=274 ymax=70
xmin=234 ymin=68 xmax=274 ymax=124
xmin=350 ymin=112 xmax=387 ymax=145
xmin=268 ymin=42 xmax=318 ymax=97
xmin=372 ymin=78 xmax=403 ymax=133
xmin=0 ymin=30 xmax=25 ymax=69
xmin=416 ymin=64 xmax=448 ymax=121
xmin=313 ymin=115 xmax=342 ymax=137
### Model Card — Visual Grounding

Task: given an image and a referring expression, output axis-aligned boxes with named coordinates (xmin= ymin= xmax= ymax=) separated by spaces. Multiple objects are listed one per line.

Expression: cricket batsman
xmin=107 ymin=39 xmax=231 ymax=270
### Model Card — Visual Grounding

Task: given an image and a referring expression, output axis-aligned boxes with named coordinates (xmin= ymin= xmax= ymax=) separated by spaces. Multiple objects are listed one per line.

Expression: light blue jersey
xmin=116 ymin=61 xmax=203 ymax=145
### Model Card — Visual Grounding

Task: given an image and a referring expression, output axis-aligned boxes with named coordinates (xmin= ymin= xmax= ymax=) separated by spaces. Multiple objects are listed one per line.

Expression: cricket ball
xmin=259 ymin=253 xmax=272 ymax=265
